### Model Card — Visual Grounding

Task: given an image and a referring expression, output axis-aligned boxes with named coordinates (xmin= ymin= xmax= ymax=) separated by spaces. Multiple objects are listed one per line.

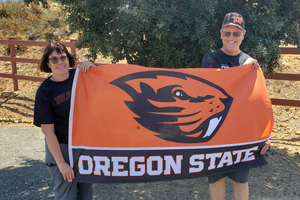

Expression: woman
xmin=34 ymin=41 xmax=95 ymax=199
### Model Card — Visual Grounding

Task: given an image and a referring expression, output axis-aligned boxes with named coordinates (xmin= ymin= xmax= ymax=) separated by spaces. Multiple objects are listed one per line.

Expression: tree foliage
xmin=31 ymin=0 xmax=300 ymax=73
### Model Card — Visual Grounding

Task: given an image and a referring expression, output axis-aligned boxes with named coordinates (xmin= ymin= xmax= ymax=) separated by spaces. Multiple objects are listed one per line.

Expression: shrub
xmin=0 ymin=2 xmax=31 ymax=39
xmin=1 ymin=1 xmax=68 ymax=42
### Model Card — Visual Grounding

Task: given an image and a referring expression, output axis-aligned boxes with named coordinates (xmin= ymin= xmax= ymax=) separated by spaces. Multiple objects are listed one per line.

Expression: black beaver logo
xmin=110 ymin=71 xmax=233 ymax=143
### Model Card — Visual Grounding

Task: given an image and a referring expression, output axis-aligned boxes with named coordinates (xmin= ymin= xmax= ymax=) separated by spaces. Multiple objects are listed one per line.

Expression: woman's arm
xmin=78 ymin=60 xmax=97 ymax=73
xmin=41 ymin=124 xmax=74 ymax=181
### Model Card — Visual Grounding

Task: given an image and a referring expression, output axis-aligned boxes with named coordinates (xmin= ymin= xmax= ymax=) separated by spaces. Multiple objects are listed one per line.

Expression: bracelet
xmin=58 ymin=162 xmax=65 ymax=168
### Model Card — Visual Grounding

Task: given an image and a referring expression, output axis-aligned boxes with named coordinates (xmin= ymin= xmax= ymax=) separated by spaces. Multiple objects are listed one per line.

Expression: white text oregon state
xmin=77 ymin=146 xmax=258 ymax=177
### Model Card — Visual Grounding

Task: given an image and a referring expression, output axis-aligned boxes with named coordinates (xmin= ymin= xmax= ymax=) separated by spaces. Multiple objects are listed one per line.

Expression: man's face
xmin=220 ymin=25 xmax=246 ymax=56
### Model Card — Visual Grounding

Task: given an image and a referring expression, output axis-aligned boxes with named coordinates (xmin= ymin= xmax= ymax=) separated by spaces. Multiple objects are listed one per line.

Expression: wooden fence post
xmin=69 ymin=38 xmax=77 ymax=60
xmin=8 ymin=37 xmax=18 ymax=91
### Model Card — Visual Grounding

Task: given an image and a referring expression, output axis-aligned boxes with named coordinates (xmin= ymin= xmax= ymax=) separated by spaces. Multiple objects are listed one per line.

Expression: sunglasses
xmin=222 ymin=31 xmax=243 ymax=37
xmin=49 ymin=55 xmax=67 ymax=64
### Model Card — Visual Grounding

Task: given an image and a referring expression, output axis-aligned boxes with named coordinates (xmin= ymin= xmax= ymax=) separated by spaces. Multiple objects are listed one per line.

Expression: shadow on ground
xmin=0 ymin=126 xmax=299 ymax=199
xmin=0 ymin=158 xmax=53 ymax=200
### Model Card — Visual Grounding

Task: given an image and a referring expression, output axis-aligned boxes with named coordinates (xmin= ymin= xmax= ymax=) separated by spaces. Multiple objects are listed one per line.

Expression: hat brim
xmin=222 ymin=23 xmax=244 ymax=31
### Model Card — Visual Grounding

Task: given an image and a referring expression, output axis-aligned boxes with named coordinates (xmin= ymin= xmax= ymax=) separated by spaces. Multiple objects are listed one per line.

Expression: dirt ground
xmin=0 ymin=46 xmax=300 ymax=199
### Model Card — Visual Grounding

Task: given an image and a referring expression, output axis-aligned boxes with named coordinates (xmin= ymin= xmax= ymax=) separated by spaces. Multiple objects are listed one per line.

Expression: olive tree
xmin=26 ymin=0 xmax=300 ymax=73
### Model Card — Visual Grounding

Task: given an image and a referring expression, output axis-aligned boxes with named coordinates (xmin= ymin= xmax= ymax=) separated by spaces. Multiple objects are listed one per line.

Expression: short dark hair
xmin=39 ymin=41 xmax=75 ymax=73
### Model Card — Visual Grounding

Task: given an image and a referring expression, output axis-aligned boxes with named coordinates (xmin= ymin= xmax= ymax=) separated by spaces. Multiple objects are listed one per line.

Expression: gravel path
xmin=0 ymin=125 xmax=299 ymax=200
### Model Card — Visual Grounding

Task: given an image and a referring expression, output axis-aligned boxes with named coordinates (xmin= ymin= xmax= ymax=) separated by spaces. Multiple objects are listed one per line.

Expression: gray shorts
xmin=45 ymin=142 xmax=93 ymax=200
xmin=208 ymin=168 xmax=250 ymax=184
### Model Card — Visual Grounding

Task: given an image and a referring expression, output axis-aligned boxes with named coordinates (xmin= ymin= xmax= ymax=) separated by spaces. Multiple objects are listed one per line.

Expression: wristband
xmin=58 ymin=162 xmax=65 ymax=168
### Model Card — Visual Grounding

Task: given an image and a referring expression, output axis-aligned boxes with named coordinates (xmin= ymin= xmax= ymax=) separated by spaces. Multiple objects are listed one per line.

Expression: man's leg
xmin=209 ymin=177 xmax=226 ymax=200
xmin=77 ymin=182 xmax=93 ymax=200
xmin=233 ymin=181 xmax=249 ymax=200
xmin=228 ymin=169 xmax=250 ymax=200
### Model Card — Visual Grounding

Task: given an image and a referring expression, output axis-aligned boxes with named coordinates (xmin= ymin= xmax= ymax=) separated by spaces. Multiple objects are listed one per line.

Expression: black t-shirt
xmin=201 ymin=49 xmax=251 ymax=69
xmin=34 ymin=69 xmax=76 ymax=144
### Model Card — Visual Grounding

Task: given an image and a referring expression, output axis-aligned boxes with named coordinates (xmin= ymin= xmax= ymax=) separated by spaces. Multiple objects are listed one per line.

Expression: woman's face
xmin=47 ymin=50 xmax=70 ymax=77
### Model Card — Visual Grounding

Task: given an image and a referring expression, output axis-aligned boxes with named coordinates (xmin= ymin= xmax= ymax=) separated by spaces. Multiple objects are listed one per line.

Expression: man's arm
xmin=260 ymin=139 xmax=270 ymax=154
xmin=243 ymin=57 xmax=260 ymax=68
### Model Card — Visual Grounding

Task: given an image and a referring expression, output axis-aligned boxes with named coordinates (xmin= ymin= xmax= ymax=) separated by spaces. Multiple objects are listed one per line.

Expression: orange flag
xmin=69 ymin=64 xmax=273 ymax=183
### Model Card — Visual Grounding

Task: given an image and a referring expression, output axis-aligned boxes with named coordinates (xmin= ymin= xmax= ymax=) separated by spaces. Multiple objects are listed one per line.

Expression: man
xmin=201 ymin=12 xmax=270 ymax=200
